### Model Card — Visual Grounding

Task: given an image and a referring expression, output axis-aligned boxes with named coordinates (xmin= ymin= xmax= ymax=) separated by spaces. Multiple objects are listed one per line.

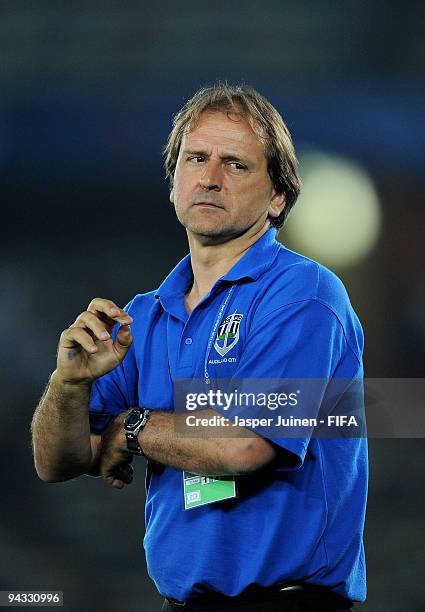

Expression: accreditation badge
xmin=183 ymin=471 xmax=237 ymax=510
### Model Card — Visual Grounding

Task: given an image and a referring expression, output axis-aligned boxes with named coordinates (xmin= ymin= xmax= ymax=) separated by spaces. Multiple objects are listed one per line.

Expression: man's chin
xmin=177 ymin=212 xmax=261 ymax=244
xmin=186 ymin=225 xmax=252 ymax=247
xmin=183 ymin=220 xmax=235 ymax=240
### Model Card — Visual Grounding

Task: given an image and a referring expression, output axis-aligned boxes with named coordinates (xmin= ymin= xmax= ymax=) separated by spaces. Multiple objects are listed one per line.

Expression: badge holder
xmin=183 ymin=472 xmax=237 ymax=510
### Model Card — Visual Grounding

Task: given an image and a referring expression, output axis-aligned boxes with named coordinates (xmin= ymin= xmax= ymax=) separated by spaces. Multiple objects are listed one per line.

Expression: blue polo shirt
xmin=89 ymin=228 xmax=367 ymax=603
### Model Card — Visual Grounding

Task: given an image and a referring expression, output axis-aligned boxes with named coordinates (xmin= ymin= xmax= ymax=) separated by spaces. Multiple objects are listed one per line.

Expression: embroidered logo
xmin=214 ymin=312 xmax=244 ymax=357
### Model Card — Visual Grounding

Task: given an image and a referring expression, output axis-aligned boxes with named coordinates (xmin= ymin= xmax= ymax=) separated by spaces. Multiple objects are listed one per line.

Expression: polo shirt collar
xmin=221 ymin=227 xmax=280 ymax=282
xmin=155 ymin=227 xmax=280 ymax=303
xmin=155 ymin=254 xmax=193 ymax=301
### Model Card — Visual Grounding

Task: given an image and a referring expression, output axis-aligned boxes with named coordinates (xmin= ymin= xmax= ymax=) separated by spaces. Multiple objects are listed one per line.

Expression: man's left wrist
xmin=124 ymin=408 xmax=151 ymax=456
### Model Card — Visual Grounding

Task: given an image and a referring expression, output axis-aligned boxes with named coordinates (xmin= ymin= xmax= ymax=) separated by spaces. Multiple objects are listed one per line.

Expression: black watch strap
xmin=124 ymin=408 xmax=150 ymax=456
xmin=126 ymin=432 xmax=144 ymax=455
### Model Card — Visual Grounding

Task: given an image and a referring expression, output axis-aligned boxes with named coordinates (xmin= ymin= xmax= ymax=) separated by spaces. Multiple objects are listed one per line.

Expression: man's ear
xmin=169 ymin=186 xmax=174 ymax=204
xmin=268 ymin=191 xmax=286 ymax=220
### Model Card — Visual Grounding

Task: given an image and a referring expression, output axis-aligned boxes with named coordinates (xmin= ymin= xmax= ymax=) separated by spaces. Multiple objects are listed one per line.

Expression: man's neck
xmin=185 ymin=223 xmax=270 ymax=312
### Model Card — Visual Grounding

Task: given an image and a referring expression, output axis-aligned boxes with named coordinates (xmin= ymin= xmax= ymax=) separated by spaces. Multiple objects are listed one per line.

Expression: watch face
xmin=126 ymin=411 xmax=142 ymax=429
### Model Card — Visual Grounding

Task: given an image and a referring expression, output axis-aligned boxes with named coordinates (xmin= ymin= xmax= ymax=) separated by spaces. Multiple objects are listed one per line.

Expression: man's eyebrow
xmin=182 ymin=149 xmax=250 ymax=163
xmin=182 ymin=149 xmax=209 ymax=157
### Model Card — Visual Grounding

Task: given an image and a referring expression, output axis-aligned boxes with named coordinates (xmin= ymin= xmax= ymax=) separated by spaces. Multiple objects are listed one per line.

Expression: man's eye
xmin=229 ymin=162 xmax=245 ymax=170
xmin=189 ymin=156 xmax=205 ymax=163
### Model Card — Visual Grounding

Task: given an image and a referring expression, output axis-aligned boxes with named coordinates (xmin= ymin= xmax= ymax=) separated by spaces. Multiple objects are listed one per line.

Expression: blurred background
xmin=0 ymin=1 xmax=424 ymax=610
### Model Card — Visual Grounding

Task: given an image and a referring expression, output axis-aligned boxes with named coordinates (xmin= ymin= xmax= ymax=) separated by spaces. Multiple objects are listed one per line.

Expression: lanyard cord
xmin=204 ymin=285 xmax=235 ymax=385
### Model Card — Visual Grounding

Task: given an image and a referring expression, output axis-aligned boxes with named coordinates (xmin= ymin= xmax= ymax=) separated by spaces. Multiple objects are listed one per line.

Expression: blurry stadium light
xmin=284 ymin=151 xmax=382 ymax=268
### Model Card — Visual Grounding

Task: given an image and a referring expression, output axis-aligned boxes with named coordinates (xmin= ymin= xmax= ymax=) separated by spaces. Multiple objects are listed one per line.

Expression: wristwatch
xmin=124 ymin=408 xmax=151 ymax=456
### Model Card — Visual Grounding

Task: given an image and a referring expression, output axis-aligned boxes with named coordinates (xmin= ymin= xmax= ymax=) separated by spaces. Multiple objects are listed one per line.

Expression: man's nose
xmin=199 ymin=162 xmax=222 ymax=191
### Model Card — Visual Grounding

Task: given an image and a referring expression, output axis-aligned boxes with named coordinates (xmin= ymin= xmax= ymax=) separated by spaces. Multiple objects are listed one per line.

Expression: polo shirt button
xmin=185 ymin=337 xmax=193 ymax=345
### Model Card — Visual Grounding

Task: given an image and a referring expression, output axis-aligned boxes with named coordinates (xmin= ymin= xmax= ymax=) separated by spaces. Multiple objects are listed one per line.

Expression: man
xmin=31 ymin=84 xmax=367 ymax=612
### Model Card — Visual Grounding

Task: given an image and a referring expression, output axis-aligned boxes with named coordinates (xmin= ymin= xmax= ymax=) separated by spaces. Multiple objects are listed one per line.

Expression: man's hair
xmin=163 ymin=82 xmax=301 ymax=228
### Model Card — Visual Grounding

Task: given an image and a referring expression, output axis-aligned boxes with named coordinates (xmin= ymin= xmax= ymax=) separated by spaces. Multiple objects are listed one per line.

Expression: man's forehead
xmin=182 ymin=110 xmax=266 ymax=151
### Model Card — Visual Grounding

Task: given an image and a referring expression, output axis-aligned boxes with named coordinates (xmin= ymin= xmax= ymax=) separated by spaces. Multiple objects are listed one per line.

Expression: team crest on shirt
xmin=214 ymin=312 xmax=244 ymax=357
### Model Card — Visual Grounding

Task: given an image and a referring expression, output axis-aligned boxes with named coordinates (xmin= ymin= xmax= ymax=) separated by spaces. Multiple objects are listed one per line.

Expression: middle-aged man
xmin=32 ymin=84 xmax=367 ymax=612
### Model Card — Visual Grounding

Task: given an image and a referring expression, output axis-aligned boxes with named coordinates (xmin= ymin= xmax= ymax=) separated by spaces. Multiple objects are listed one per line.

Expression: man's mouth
xmin=193 ymin=201 xmax=223 ymax=209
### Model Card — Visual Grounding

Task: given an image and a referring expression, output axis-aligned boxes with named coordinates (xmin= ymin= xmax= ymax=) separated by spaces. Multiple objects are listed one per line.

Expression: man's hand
xmin=99 ymin=412 xmax=135 ymax=490
xmin=55 ymin=297 xmax=133 ymax=385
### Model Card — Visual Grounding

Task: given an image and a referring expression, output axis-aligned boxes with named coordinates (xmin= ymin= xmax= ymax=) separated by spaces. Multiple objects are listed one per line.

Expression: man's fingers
xmin=72 ymin=311 xmax=112 ymax=342
xmin=87 ymin=297 xmax=120 ymax=314
xmin=113 ymin=463 xmax=134 ymax=484
xmin=60 ymin=327 xmax=98 ymax=354
xmin=87 ymin=298 xmax=133 ymax=327
xmin=103 ymin=462 xmax=133 ymax=488
xmin=62 ymin=299 xmax=134 ymax=362
xmin=104 ymin=475 xmax=125 ymax=489
xmin=114 ymin=325 xmax=133 ymax=358
xmin=112 ymin=479 xmax=124 ymax=489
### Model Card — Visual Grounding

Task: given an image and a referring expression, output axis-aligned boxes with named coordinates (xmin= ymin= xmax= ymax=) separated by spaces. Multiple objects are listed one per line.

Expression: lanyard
xmin=203 ymin=285 xmax=235 ymax=385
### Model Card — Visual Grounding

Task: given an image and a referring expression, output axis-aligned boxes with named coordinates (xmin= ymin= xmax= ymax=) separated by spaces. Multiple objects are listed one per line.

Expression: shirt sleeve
xmin=227 ymin=299 xmax=362 ymax=470
xmin=88 ymin=363 xmax=131 ymax=433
